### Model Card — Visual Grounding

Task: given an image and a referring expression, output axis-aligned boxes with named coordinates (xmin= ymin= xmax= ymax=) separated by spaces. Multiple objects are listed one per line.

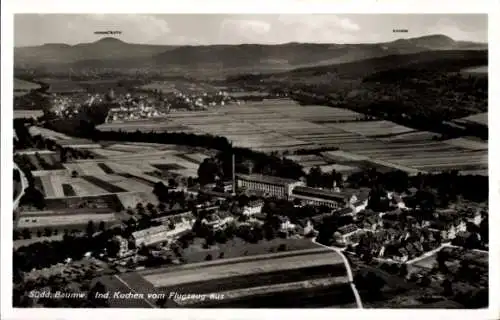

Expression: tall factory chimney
xmin=232 ymin=153 xmax=236 ymax=196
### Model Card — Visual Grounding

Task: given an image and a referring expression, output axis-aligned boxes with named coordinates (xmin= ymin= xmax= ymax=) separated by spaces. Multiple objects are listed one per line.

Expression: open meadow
xmin=453 ymin=112 xmax=488 ymax=127
xmin=98 ymin=245 xmax=355 ymax=308
xmin=142 ymin=250 xmax=344 ymax=288
xmin=14 ymin=110 xmax=44 ymax=119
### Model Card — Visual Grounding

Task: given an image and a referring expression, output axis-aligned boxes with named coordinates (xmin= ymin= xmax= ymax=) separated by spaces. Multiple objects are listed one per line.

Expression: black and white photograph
xmin=2 ymin=2 xmax=499 ymax=319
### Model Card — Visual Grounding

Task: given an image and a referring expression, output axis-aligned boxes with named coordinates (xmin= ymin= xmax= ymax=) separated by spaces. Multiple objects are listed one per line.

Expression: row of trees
xmin=14 ymin=153 xmax=47 ymax=210
xmin=16 ymin=123 xmax=96 ymax=163
xmin=152 ymin=182 xmax=191 ymax=205
xmin=197 ymin=149 xmax=304 ymax=185
xmin=14 ymin=118 xmax=38 ymax=150
xmin=306 ymin=166 xmax=344 ymax=189
xmin=14 ymin=91 xmax=51 ymax=111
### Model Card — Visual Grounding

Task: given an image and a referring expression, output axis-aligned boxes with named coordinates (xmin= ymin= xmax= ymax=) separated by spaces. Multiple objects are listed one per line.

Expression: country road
xmin=407 ymin=242 xmax=488 ymax=265
xmin=13 ymin=163 xmax=28 ymax=211
xmin=312 ymin=238 xmax=363 ymax=309
xmin=406 ymin=242 xmax=452 ymax=265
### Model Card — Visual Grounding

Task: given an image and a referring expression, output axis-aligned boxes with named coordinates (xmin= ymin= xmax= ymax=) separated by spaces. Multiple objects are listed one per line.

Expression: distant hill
xmin=228 ymin=49 xmax=488 ymax=85
xmin=14 ymin=34 xmax=487 ymax=74
xmin=15 ymin=37 xmax=177 ymax=66
xmin=388 ymin=34 xmax=456 ymax=50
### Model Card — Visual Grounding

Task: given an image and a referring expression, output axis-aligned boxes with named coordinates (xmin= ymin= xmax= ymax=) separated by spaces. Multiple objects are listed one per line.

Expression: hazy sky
xmin=14 ymin=14 xmax=487 ymax=47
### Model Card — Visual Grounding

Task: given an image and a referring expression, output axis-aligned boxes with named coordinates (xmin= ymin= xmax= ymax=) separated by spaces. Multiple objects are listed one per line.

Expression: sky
xmin=14 ymin=14 xmax=488 ymax=47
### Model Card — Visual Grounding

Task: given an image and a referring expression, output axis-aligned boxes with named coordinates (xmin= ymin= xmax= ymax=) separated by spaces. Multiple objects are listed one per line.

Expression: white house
xmin=302 ymin=220 xmax=315 ymax=236
xmin=114 ymin=235 xmax=129 ymax=258
xmin=202 ymin=213 xmax=235 ymax=231
xmin=280 ymin=218 xmax=296 ymax=233
xmin=243 ymin=201 xmax=263 ymax=216
xmin=351 ymin=199 xmax=368 ymax=214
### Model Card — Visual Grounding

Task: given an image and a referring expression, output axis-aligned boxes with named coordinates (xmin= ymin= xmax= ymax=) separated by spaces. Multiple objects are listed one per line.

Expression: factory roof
xmin=236 ymin=173 xmax=301 ymax=186
xmin=292 ymin=186 xmax=352 ymax=202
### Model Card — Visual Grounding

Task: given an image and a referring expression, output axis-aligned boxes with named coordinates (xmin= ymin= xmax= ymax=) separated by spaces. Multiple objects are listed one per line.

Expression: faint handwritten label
xmin=94 ymin=31 xmax=122 ymax=35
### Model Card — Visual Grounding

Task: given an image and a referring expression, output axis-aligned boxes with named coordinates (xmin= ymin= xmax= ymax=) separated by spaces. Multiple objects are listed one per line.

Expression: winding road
xmin=312 ymin=238 xmax=364 ymax=309
xmin=13 ymin=162 xmax=28 ymax=211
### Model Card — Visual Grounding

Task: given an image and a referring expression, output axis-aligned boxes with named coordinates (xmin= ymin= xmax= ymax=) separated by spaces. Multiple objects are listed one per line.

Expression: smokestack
xmin=232 ymin=153 xmax=236 ymax=195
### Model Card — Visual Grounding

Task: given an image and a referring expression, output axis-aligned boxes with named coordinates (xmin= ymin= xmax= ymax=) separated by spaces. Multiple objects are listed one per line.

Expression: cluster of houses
xmin=49 ymin=93 xmax=105 ymax=118
xmin=105 ymin=92 xmax=170 ymax=122
xmin=105 ymin=90 xmax=233 ymax=123
xmin=330 ymin=205 xmax=485 ymax=263
xmin=120 ymin=195 xmax=318 ymax=257
xmin=48 ymin=87 xmax=231 ymax=124
xmin=197 ymin=200 xmax=306 ymax=236
xmin=167 ymin=91 xmax=231 ymax=111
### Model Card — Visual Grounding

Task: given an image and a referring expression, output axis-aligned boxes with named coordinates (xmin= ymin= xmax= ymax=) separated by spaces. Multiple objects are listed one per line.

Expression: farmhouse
xmin=351 ymin=199 xmax=368 ymax=214
xmin=236 ymin=173 xmax=304 ymax=200
xmin=334 ymin=225 xmax=365 ymax=246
